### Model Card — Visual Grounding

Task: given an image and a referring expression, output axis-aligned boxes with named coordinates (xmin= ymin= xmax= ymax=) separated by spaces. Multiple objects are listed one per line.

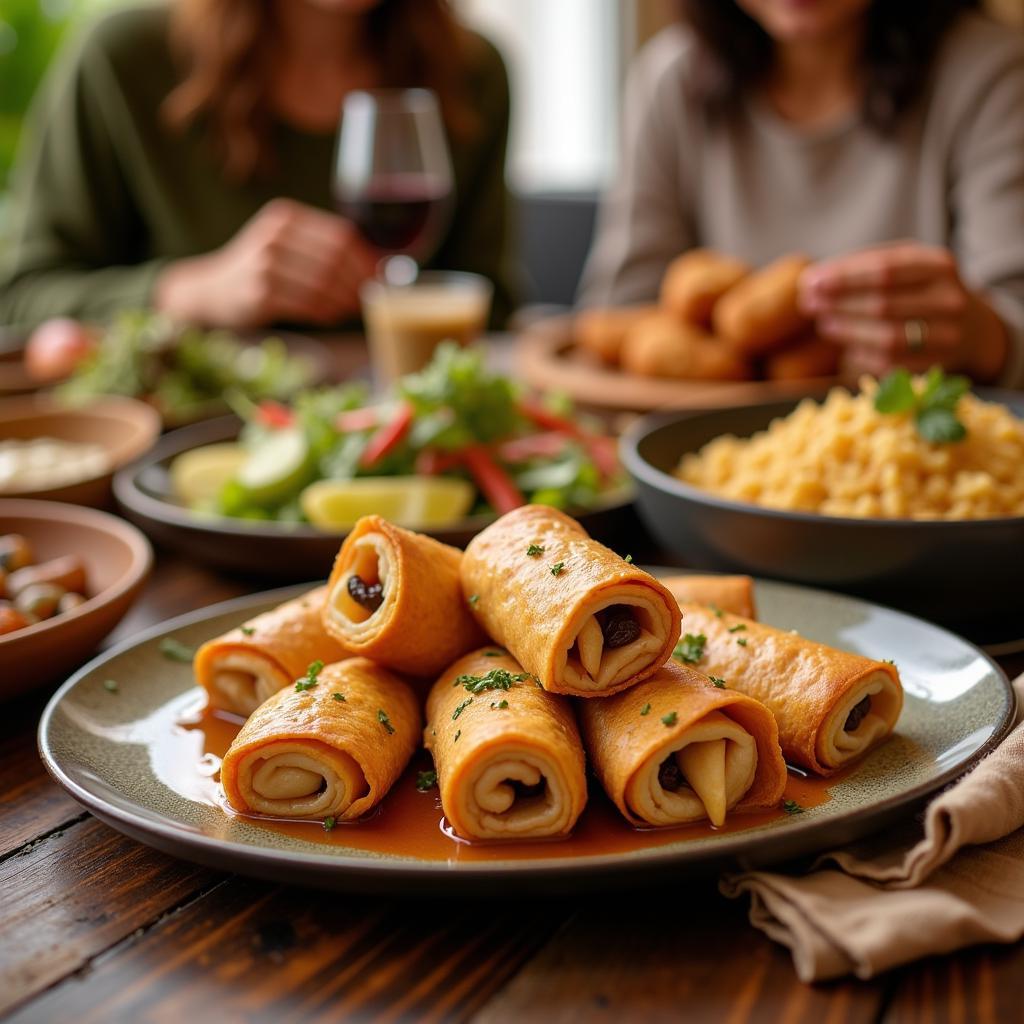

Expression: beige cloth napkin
xmin=720 ymin=673 xmax=1024 ymax=981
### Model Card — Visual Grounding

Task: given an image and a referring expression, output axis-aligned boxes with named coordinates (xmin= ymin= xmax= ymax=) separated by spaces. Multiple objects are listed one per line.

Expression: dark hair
xmin=680 ymin=0 xmax=979 ymax=132
xmin=165 ymin=0 xmax=477 ymax=181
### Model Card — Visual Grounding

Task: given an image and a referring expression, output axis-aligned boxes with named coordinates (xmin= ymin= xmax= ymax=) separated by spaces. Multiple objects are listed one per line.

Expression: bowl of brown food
xmin=0 ymin=499 xmax=152 ymax=697
xmin=0 ymin=393 xmax=161 ymax=507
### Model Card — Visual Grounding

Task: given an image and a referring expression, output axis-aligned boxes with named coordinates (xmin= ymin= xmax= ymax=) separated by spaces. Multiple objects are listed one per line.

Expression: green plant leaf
xmin=873 ymin=369 xmax=915 ymax=413
xmin=915 ymin=406 xmax=967 ymax=444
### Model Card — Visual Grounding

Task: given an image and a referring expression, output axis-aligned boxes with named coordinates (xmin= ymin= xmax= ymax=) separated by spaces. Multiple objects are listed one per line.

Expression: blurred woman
xmin=0 ymin=0 xmax=513 ymax=329
xmin=580 ymin=0 xmax=1024 ymax=385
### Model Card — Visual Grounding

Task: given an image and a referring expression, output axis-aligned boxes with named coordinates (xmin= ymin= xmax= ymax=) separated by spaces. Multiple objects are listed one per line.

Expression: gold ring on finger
xmin=904 ymin=318 xmax=928 ymax=352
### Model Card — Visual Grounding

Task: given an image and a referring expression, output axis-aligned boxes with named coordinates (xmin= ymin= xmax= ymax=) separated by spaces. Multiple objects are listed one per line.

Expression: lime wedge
xmin=300 ymin=477 xmax=475 ymax=531
xmin=171 ymin=443 xmax=247 ymax=506
xmin=236 ymin=427 xmax=314 ymax=506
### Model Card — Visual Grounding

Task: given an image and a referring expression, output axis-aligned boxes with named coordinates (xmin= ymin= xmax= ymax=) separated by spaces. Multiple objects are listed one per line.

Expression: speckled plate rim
xmin=37 ymin=579 xmax=1016 ymax=890
xmin=622 ymin=387 xmax=1024 ymax=530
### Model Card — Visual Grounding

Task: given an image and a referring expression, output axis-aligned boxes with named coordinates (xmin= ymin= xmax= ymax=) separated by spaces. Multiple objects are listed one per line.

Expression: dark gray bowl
xmin=621 ymin=390 xmax=1024 ymax=643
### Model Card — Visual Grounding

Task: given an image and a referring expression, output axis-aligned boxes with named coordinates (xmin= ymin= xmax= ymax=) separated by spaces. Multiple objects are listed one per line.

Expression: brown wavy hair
xmin=164 ymin=0 xmax=476 ymax=180
xmin=680 ymin=0 xmax=979 ymax=132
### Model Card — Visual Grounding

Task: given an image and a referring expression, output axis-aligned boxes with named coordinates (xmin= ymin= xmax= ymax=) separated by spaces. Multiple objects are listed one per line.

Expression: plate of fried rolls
xmin=519 ymin=249 xmax=840 ymax=412
xmin=39 ymin=509 xmax=1015 ymax=892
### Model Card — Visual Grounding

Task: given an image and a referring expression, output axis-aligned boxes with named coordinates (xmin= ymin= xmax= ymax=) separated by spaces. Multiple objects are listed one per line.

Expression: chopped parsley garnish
xmin=736 ymin=637 xmax=748 ymax=647
xmin=240 ymin=626 xmax=255 ymax=636
xmin=294 ymin=660 xmax=324 ymax=692
xmin=624 ymin=554 xmax=633 ymax=564
xmin=468 ymin=593 xmax=480 ymax=605
xmin=331 ymin=692 xmax=346 ymax=702
xmin=874 ymin=367 xmax=969 ymax=443
xmin=640 ymin=703 xmax=651 ymax=716
xmin=484 ymin=650 xmax=504 ymax=658
xmin=455 ymin=668 xmax=530 ymax=693
xmin=882 ymin=658 xmax=896 ymax=666
xmin=526 ymin=544 xmax=545 ymax=557
xmin=673 ymin=633 xmax=707 ymax=664
xmin=159 ymin=637 xmax=196 ymax=663
xmin=709 ymin=676 xmax=727 ymax=688
xmin=782 ymin=799 xmax=804 ymax=816
xmin=550 ymin=561 xmax=565 ymax=577
xmin=661 ymin=711 xmax=678 ymax=727
xmin=452 ymin=698 xmax=473 ymax=720
xmin=377 ymin=709 xmax=395 ymax=735
xmin=453 ymin=729 xmax=461 ymax=743
xmin=728 ymin=624 xmax=747 ymax=634
xmin=491 ymin=699 xmax=509 ymax=710
xmin=323 ymin=816 xmax=336 ymax=831
xmin=103 ymin=679 xmax=119 ymax=693
xmin=415 ymin=770 xmax=437 ymax=792
xmin=709 ymin=604 xmax=723 ymax=618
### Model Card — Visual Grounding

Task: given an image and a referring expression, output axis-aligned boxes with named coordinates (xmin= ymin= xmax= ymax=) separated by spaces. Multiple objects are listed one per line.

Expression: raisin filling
xmin=657 ymin=757 xmax=688 ymax=792
xmin=843 ymin=695 xmax=872 ymax=733
xmin=508 ymin=778 xmax=546 ymax=800
xmin=596 ymin=605 xmax=641 ymax=649
xmin=347 ymin=574 xmax=384 ymax=612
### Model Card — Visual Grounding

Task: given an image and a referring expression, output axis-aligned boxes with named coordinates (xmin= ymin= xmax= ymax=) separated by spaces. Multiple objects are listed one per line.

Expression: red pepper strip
xmin=496 ymin=432 xmax=568 ymax=463
xmin=359 ymin=401 xmax=414 ymax=468
xmin=335 ymin=407 xmax=381 ymax=433
xmin=256 ymin=400 xmax=295 ymax=429
xmin=517 ymin=399 xmax=619 ymax=479
xmin=462 ymin=444 xmax=526 ymax=514
xmin=415 ymin=449 xmax=465 ymax=475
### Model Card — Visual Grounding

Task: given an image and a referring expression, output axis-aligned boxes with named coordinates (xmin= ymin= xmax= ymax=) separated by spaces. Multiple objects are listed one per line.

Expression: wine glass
xmin=334 ymin=89 xmax=454 ymax=280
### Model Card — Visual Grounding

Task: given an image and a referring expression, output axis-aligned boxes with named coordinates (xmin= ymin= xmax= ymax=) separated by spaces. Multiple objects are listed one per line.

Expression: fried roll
xmin=425 ymin=649 xmax=588 ymax=841
xmin=322 ymin=515 xmax=486 ymax=677
xmin=194 ymin=586 xmax=348 ymax=717
xmin=659 ymin=248 xmax=750 ymax=325
xmin=621 ymin=313 xmax=750 ymax=381
xmin=764 ymin=334 xmax=839 ymax=381
xmin=676 ymin=603 xmax=903 ymax=775
xmin=660 ymin=574 xmax=757 ymax=619
xmin=713 ymin=254 xmax=811 ymax=356
xmin=462 ymin=505 xmax=681 ymax=697
xmin=221 ymin=657 xmax=419 ymax=821
xmin=575 ymin=305 xmax=659 ymax=366
xmin=580 ymin=660 xmax=786 ymax=828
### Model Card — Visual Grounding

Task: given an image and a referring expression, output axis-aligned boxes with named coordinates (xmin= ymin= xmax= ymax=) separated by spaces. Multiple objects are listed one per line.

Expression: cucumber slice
xmin=235 ymin=427 xmax=314 ymax=506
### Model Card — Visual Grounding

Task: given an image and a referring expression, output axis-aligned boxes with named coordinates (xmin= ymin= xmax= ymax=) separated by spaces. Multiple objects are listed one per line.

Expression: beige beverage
xmin=362 ymin=272 xmax=492 ymax=383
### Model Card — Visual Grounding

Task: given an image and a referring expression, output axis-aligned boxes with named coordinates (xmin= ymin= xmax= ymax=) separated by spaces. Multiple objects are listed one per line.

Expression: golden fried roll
xmin=194 ymin=587 xmax=348 ymax=717
xmin=425 ymin=649 xmax=587 ymax=841
xmin=713 ymin=254 xmax=811 ymax=356
xmin=660 ymin=249 xmax=750 ymax=325
xmin=764 ymin=334 xmax=839 ymax=381
xmin=461 ymin=505 xmax=681 ymax=697
xmin=621 ymin=313 xmax=751 ymax=380
xmin=221 ymin=657 xmax=419 ymax=821
xmin=676 ymin=603 xmax=903 ymax=775
xmin=580 ymin=660 xmax=786 ymax=827
xmin=660 ymin=574 xmax=757 ymax=619
xmin=323 ymin=515 xmax=486 ymax=678
xmin=575 ymin=305 xmax=658 ymax=366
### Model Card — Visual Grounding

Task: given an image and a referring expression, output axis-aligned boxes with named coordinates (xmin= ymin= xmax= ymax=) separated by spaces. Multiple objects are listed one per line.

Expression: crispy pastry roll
xmin=425 ymin=649 xmax=588 ymax=841
xmin=322 ymin=515 xmax=486 ymax=678
xmin=659 ymin=249 xmax=750 ymax=325
xmin=676 ymin=603 xmax=903 ymax=775
xmin=660 ymin=574 xmax=757 ymax=619
xmin=194 ymin=586 xmax=348 ymax=717
xmin=575 ymin=305 xmax=659 ymax=366
xmin=764 ymin=334 xmax=839 ymax=381
xmin=621 ymin=313 xmax=750 ymax=380
xmin=461 ymin=505 xmax=681 ymax=697
xmin=221 ymin=657 xmax=419 ymax=821
xmin=579 ymin=660 xmax=786 ymax=827
xmin=713 ymin=254 xmax=811 ymax=356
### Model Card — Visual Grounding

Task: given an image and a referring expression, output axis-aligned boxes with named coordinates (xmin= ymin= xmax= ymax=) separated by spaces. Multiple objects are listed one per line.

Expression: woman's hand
xmin=798 ymin=242 xmax=1008 ymax=382
xmin=155 ymin=199 xmax=378 ymax=328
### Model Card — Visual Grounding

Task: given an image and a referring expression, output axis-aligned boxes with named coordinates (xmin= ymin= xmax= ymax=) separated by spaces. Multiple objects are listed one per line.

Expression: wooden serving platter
xmin=516 ymin=316 xmax=835 ymax=413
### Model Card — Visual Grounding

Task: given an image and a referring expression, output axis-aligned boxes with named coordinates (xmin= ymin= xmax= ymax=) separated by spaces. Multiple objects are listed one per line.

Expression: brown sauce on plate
xmin=180 ymin=705 xmax=846 ymax=863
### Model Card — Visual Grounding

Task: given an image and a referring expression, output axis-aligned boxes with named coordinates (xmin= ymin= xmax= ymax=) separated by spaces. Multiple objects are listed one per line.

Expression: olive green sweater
xmin=0 ymin=4 xmax=515 ymax=329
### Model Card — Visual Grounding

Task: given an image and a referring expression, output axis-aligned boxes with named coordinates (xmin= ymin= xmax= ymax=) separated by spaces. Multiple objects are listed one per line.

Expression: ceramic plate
xmin=39 ymin=577 xmax=1015 ymax=893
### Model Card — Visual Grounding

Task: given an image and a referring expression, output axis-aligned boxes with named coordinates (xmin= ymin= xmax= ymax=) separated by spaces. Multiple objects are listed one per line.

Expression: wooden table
xmin=3 ymin=546 xmax=1023 ymax=1023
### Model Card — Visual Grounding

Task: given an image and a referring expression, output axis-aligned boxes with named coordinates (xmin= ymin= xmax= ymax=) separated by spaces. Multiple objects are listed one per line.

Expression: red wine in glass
xmin=335 ymin=90 xmax=454 ymax=265
xmin=334 ymin=172 xmax=451 ymax=257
